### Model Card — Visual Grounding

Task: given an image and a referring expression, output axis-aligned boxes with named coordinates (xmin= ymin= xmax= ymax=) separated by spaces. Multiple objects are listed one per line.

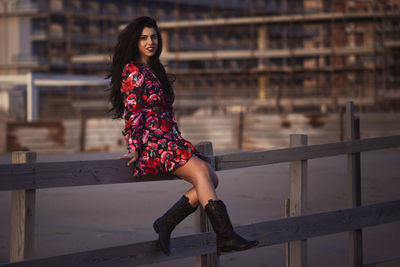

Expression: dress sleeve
xmin=121 ymin=62 xmax=146 ymax=154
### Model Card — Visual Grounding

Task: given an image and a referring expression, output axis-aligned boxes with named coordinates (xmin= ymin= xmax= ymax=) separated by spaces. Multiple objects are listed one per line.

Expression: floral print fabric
xmin=121 ymin=62 xmax=209 ymax=176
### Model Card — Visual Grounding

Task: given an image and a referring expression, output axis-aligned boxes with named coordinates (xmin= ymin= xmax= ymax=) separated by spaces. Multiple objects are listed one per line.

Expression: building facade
xmin=0 ymin=0 xmax=399 ymax=119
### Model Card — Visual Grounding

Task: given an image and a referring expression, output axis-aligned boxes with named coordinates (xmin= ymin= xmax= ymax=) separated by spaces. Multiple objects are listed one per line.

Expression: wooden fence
xmin=1 ymin=102 xmax=400 ymax=266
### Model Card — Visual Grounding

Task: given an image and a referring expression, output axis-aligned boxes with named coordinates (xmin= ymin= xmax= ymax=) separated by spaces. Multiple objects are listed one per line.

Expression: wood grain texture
xmin=289 ymin=135 xmax=308 ymax=217
xmin=285 ymin=198 xmax=290 ymax=267
xmin=1 ymin=135 xmax=399 ymax=191
xmin=363 ymin=257 xmax=400 ymax=267
xmin=2 ymin=200 xmax=399 ymax=267
xmin=0 ymin=158 xmax=186 ymax=191
xmin=289 ymin=135 xmax=307 ymax=267
xmin=10 ymin=152 xmax=36 ymax=262
xmin=215 ymin=135 xmax=400 ymax=171
xmin=194 ymin=142 xmax=219 ymax=267
xmin=345 ymin=102 xmax=355 ymax=141
xmin=346 ymin=103 xmax=363 ymax=267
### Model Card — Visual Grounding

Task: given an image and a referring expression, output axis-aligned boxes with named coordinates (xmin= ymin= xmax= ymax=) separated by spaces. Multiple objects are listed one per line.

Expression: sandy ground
xmin=0 ymin=149 xmax=399 ymax=267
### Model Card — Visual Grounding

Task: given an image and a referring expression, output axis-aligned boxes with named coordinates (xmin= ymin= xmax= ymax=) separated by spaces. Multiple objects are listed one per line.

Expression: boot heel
xmin=153 ymin=195 xmax=197 ymax=256
xmin=205 ymin=200 xmax=259 ymax=253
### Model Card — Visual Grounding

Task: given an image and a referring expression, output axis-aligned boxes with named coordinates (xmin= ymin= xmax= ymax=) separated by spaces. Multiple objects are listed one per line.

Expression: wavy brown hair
xmin=106 ymin=16 xmax=174 ymax=119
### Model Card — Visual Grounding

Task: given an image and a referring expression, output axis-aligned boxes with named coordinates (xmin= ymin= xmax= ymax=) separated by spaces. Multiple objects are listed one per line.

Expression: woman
xmin=108 ymin=16 xmax=258 ymax=256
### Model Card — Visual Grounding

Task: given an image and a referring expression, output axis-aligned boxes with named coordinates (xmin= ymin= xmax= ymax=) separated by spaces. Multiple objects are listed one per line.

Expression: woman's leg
xmin=152 ymin=156 xmax=218 ymax=255
xmin=173 ymin=155 xmax=258 ymax=253
xmin=155 ymin=155 xmax=258 ymax=255
xmin=172 ymin=155 xmax=218 ymax=207
xmin=181 ymin=163 xmax=219 ymax=207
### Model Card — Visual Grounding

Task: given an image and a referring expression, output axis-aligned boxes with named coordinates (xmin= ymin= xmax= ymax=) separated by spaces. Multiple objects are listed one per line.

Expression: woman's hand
xmin=119 ymin=151 xmax=139 ymax=166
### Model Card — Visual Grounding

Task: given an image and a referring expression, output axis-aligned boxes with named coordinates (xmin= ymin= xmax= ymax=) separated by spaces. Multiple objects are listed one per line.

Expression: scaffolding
xmin=159 ymin=0 xmax=400 ymax=113
xmin=0 ymin=0 xmax=399 ymax=118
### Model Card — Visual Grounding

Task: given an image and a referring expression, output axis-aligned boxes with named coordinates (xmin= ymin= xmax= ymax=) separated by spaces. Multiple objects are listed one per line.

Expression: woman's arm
xmin=121 ymin=62 xmax=146 ymax=155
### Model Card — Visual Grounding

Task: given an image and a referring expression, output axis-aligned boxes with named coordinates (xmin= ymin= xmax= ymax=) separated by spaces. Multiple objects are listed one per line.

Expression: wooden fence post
xmin=340 ymin=106 xmax=345 ymax=141
xmin=10 ymin=151 xmax=37 ymax=262
xmin=285 ymin=198 xmax=291 ymax=267
xmin=287 ymin=134 xmax=308 ymax=267
xmin=237 ymin=112 xmax=244 ymax=150
xmin=346 ymin=102 xmax=363 ymax=267
xmin=195 ymin=142 xmax=219 ymax=267
xmin=79 ymin=116 xmax=87 ymax=152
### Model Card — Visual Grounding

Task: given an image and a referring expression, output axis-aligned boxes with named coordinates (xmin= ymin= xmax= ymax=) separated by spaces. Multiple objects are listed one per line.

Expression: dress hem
xmin=167 ymin=150 xmax=196 ymax=176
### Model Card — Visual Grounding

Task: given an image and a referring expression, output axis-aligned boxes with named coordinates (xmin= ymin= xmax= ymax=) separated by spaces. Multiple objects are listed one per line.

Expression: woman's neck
xmin=140 ymin=55 xmax=149 ymax=66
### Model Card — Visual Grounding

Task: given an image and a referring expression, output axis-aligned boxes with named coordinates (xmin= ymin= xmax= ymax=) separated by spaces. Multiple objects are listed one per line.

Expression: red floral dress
xmin=121 ymin=62 xmax=209 ymax=176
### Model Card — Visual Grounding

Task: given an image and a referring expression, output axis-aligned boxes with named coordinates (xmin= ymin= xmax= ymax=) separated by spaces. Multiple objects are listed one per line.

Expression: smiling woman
xmin=138 ymin=28 xmax=158 ymax=64
xmin=106 ymin=16 xmax=258 ymax=256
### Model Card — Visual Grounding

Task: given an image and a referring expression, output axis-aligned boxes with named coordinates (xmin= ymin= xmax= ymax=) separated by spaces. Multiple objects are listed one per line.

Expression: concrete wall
xmin=18 ymin=17 xmax=31 ymax=59
xmin=178 ymin=115 xmax=239 ymax=151
xmin=84 ymin=118 xmax=125 ymax=153
xmin=0 ymin=10 xmax=31 ymax=68
xmin=2 ymin=17 xmax=19 ymax=65
xmin=243 ymin=113 xmax=342 ymax=150
xmin=3 ymin=113 xmax=400 ymax=154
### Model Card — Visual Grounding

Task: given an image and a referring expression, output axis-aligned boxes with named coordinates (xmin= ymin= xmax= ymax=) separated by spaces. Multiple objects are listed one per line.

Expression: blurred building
xmin=0 ymin=0 xmax=399 ymax=120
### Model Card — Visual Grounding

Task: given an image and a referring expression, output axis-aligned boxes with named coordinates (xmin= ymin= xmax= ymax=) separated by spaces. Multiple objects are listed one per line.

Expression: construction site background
xmin=0 ymin=0 xmax=399 ymax=119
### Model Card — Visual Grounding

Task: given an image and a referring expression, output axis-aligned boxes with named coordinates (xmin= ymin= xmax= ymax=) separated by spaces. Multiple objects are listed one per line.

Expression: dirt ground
xmin=0 ymin=149 xmax=399 ymax=266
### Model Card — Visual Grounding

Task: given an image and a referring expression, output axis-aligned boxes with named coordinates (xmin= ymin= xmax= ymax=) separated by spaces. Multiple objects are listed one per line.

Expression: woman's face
xmin=138 ymin=27 xmax=158 ymax=64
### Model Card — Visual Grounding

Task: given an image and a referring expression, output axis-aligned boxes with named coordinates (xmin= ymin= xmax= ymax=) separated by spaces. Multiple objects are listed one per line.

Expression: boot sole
xmin=153 ymin=219 xmax=171 ymax=256
xmin=218 ymin=240 xmax=259 ymax=253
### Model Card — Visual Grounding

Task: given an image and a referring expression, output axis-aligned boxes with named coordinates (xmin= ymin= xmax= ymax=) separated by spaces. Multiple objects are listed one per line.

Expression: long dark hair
xmin=107 ymin=16 xmax=174 ymax=119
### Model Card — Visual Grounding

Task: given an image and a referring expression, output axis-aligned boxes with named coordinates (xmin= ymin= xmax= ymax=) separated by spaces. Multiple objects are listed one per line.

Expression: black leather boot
xmin=204 ymin=199 xmax=259 ymax=253
xmin=153 ymin=195 xmax=197 ymax=256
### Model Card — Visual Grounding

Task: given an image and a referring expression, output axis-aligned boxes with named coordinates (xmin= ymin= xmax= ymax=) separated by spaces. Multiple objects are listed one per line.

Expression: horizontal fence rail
xmin=0 ymin=160 xmax=179 ymax=191
xmin=363 ymin=257 xmax=400 ymax=267
xmin=215 ymin=135 xmax=400 ymax=171
xmin=1 ymin=199 xmax=399 ymax=267
xmin=1 ymin=135 xmax=399 ymax=191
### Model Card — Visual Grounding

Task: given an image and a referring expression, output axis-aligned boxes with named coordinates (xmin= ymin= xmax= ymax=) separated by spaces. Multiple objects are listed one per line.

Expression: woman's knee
xmin=210 ymin=171 xmax=219 ymax=188
xmin=190 ymin=160 xmax=218 ymax=187
xmin=193 ymin=162 xmax=213 ymax=185
xmin=200 ymin=161 xmax=218 ymax=188
xmin=173 ymin=156 xmax=217 ymax=188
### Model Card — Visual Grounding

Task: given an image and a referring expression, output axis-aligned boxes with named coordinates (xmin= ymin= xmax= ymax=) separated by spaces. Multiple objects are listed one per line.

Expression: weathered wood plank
xmin=216 ymin=135 xmax=400 ymax=171
xmin=2 ymin=135 xmax=399 ymax=190
xmin=289 ymin=135 xmax=308 ymax=267
xmin=363 ymin=257 xmax=400 ymax=267
xmin=346 ymin=102 xmax=363 ymax=267
xmin=0 ymin=233 xmax=216 ymax=267
xmin=0 ymin=159 xmax=182 ymax=191
xmin=10 ymin=152 xmax=36 ymax=262
xmin=2 ymin=200 xmax=399 ymax=267
xmin=285 ymin=198 xmax=290 ymax=267
xmin=195 ymin=142 xmax=219 ymax=267
xmin=248 ymin=199 xmax=400 ymax=248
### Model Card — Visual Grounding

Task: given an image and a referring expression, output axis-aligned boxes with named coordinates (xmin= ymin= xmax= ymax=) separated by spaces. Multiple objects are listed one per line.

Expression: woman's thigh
xmin=172 ymin=155 xmax=213 ymax=185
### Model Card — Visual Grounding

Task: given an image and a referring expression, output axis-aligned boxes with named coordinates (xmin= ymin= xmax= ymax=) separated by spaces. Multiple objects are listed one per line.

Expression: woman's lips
xmin=146 ymin=47 xmax=155 ymax=52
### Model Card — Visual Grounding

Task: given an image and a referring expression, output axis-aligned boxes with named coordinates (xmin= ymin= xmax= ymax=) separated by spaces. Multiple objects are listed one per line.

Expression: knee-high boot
xmin=153 ymin=195 xmax=197 ymax=256
xmin=204 ymin=199 xmax=259 ymax=253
